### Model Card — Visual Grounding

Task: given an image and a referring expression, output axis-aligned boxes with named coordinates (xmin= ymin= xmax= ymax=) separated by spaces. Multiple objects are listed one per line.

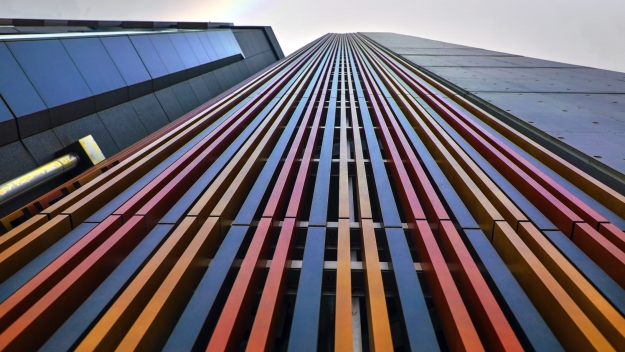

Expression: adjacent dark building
xmin=0 ymin=20 xmax=283 ymax=218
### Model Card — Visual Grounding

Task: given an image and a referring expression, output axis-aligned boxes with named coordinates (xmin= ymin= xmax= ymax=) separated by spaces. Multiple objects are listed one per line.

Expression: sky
xmin=4 ymin=0 xmax=625 ymax=73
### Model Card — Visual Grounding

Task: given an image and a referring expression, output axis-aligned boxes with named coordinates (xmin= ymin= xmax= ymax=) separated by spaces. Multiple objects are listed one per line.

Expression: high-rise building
xmin=0 ymin=26 xmax=624 ymax=351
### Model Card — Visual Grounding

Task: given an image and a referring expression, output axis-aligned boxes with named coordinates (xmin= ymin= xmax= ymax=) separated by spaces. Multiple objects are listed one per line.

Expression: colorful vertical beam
xmin=245 ymin=36 xmax=339 ymax=352
xmin=349 ymin=37 xmax=477 ymax=352
xmin=345 ymin=38 xmax=400 ymax=352
xmin=353 ymin=35 xmax=524 ymax=351
xmin=334 ymin=38 xmax=354 ymax=351
xmin=286 ymin=36 xmax=342 ymax=352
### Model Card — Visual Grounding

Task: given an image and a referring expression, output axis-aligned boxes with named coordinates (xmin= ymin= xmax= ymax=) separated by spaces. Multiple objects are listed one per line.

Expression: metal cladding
xmin=0 ymin=33 xmax=625 ymax=351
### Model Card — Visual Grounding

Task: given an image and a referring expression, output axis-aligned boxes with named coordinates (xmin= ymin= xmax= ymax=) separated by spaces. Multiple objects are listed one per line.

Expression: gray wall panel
xmin=232 ymin=60 xmax=251 ymax=83
xmin=0 ymin=141 xmax=38 ymax=184
xmin=234 ymin=30 xmax=258 ymax=58
xmin=261 ymin=50 xmax=277 ymax=70
xmin=130 ymin=93 xmax=171 ymax=134
xmin=0 ymin=42 xmax=49 ymax=138
xmin=149 ymin=34 xmax=187 ymax=84
xmin=188 ymin=76 xmax=212 ymax=103
xmin=15 ymin=110 xmax=51 ymax=139
xmin=155 ymin=87 xmax=185 ymax=122
xmin=6 ymin=39 xmax=95 ymax=120
xmin=53 ymin=113 xmax=119 ymax=158
xmin=260 ymin=26 xmax=284 ymax=59
xmin=22 ymin=130 xmax=64 ymax=165
xmin=101 ymin=36 xmax=152 ymax=85
xmin=233 ymin=31 xmax=252 ymax=58
xmin=0 ymin=27 xmax=279 ymax=207
xmin=243 ymin=53 xmax=262 ymax=75
xmin=171 ymin=81 xmax=200 ymax=114
xmin=201 ymin=72 xmax=223 ymax=98
xmin=98 ymin=102 xmax=148 ymax=150
xmin=169 ymin=33 xmax=200 ymax=69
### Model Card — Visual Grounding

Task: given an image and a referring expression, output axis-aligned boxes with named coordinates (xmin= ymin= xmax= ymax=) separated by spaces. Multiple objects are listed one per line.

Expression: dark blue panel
xmin=0 ymin=141 xmax=38 ymax=183
xmin=217 ymin=31 xmax=236 ymax=56
xmin=287 ymin=227 xmax=326 ymax=352
xmin=347 ymin=46 xmax=402 ymax=227
xmin=149 ymin=34 xmax=186 ymax=74
xmin=464 ymin=229 xmax=563 ymax=352
xmin=222 ymin=31 xmax=242 ymax=56
xmin=6 ymin=39 xmax=93 ymax=109
xmin=188 ymin=76 xmax=212 ymax=103
xmin=100 ymin=36 xmax=152 ymax=86
xmin=204 ymin=31 xmax=227 ymax=59
xmin=0 ymin=43 xmax=47 ymax=119
xmin=163 ymin=226 xmax=250 ymax=351
xmin=22 ymin=130 xmax=63 ymax=165
xmin=195 ymin=32 xmax=218 ymax=61
xmin=183 ymin=32 xmax=211 ymax=64
xmin=168 ymin=33 xmax=200 ymax=69
xmin=128 ymin=35 xmax=169 ymax=80
xmin=170 ymin=82 xmax=200 ymax=113
xmin=40 ymin=224 xmax=172 ymax=352
xmin=0 ymin=223 xmax=97 ymax=304
xmin=385 ymin=228 xmax=439 ymax=351
xmin=543 ymin=230 xmax=625 ymax=315
xmin=154 ymin=87 xmax=184 ymax=122
xmin=61 ymin=37 xmax=126 ymax=95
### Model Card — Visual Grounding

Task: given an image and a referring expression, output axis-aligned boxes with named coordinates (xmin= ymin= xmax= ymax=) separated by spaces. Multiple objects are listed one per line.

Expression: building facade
xmin=0 ymin=20 xmax=283 ymax=220
xmin=0 ymin=30 xmax=624 ymax=351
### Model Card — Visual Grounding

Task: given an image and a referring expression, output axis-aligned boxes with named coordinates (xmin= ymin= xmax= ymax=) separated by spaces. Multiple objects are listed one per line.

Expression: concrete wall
xmin=364 ymin=32 xmax=625 ymax=193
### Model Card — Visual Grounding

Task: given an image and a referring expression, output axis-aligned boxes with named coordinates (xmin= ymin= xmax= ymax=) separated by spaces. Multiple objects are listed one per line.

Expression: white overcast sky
xmin=4 ymin=0 xmax=625 ymax=72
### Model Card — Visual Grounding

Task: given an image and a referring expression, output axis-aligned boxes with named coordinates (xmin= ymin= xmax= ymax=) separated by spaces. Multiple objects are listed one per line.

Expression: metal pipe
xmin=0 ymin=154 xmax=79 ymax=206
